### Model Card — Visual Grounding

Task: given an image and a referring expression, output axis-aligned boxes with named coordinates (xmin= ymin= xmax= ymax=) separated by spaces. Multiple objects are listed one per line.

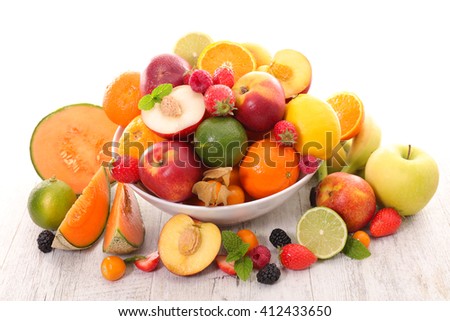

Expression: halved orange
xmin=326 ymin=92 xmax=365 ymax=140
xmin=197 ymin=41 xmax=256 ymax=81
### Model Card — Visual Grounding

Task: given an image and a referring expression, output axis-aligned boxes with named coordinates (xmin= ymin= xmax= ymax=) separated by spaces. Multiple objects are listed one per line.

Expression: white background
xmin=0 ymin=0 xmax=449 ymax=309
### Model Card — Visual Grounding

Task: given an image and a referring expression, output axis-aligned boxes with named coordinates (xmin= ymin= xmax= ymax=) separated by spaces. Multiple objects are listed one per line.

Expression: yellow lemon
xmin=285 ymin=94 xmax=341 ymax=160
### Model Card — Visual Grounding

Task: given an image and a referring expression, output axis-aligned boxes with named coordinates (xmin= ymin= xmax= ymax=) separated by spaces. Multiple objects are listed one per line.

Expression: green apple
xmin=365 ymin=144 xmax=439 ymax=216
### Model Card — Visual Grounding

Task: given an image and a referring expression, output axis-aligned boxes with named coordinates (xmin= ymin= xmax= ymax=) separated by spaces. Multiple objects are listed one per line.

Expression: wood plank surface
xmin=1 ymin=159 xmax=449 ymax=301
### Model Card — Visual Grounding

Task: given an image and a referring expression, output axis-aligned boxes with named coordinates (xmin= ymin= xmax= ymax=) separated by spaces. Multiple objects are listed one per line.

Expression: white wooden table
xmin=1 ymin=156 xmax=449 ymax=301
xmin=1 ymin=0 xmax=450 ymax=304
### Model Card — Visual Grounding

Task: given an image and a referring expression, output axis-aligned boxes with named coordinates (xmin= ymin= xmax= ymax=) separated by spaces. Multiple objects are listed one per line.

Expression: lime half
xmin=173 ymin=32 xmax=213 ymax=68
xmin=296 ymin=207 xmax=348 ymax=259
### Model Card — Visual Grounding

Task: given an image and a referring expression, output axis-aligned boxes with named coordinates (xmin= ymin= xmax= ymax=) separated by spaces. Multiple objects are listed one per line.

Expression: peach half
xmin=261 ymin=49 xmax=312 ymax=98
xmin=158 ymin=214 xmax=221 ymax=276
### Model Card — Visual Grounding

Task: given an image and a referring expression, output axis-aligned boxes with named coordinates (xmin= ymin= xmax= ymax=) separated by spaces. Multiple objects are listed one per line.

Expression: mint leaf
xmin=138 ymin=83 xmax=173 ymax=111
xmin=226 ymin=243 xmax=249 ymax=262
xmin=222 ymin=230 xmax=242 ymax=254
xmin=221 ymin=230 xmax=253 ymax=281
xmin=151 ymin=83 xmax=173 ymax=100
xmin=343 ymin=237 xmax=371 ymax=260
xmin=138 ymin=94 xmax=157 ymax=111
xmin=234 ymin=256 xmax=253 ymax=281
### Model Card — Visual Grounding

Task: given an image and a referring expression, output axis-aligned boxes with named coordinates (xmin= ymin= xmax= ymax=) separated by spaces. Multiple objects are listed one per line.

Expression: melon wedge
xmin=103 ymin=183 xmax=145 ymax=254
xmin=52 ymin=166 xmax=110 ymax=250
xmin=30 ymin=103 xmax=118 ymax=194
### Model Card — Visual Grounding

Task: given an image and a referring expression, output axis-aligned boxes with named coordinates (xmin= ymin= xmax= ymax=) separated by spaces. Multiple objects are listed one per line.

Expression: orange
xmin=197 ymin=41 xmax=256 ymax=81
xmin=103 ymin=71 xmax=142 ymax=127
xmin=117 ymin=115 xmax=166 ymax=160
xmin=227 ymin=185 xmax=245 ymax=205
xmin=239 ymin=139 xmax=300 ymax=199
xmin=237 ymin=229 xmax=259 ymax=253
xmin=326 ymin=92 xmax=365 ymax=140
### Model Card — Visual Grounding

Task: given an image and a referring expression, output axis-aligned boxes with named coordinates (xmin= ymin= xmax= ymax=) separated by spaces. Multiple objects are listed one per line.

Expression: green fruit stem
xmin=406 ymin=144 xmax=412 ymax=160
xmin=124 ymin=255 xmax=147 ymax=264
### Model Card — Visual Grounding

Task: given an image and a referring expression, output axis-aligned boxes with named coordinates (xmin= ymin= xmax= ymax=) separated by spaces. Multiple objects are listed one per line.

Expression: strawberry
xmin=216 ymin=255 xmax=236 ymax=276
xmin=273 ymin=120 xmax=298 ymax=146
xmin=213 ymin=65 xmax=235 ymax=88
xmin=369 ymin=208 xmax=402 ymax=237
xmin=189 ymin=69 xmax=213 ymax=93
xmin=279 ymin=243 xmax=317 ymax=270
xmin=299 ymin=154 xmax=320 ymax=174
xmin=134 ymin=251 xmax=159 ymax=272
xmin=204 ymin=84 xmax=236 ymax=116
xmin=109 ymin=155 xmax=140 ymax=183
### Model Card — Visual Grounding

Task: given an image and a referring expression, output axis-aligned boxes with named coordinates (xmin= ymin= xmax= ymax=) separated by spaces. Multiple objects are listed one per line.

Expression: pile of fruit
xmin=27 ymin=32 xmax=439 ymax=284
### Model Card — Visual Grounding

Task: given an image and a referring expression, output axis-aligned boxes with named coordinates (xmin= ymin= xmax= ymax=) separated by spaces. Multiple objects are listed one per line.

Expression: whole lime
xmin=194 ymin=117 xmax=248 ymax=167
xmin=27 ymin=177 xmax=77 ymax=230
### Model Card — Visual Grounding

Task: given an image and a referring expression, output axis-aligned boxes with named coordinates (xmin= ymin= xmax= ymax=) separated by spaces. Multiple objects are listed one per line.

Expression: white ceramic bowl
xmin=113 ymin=127 xmax=316 ymax=226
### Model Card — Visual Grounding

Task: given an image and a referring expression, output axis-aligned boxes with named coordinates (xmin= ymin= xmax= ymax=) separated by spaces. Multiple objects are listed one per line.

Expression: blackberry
xmin=269 ymin=228 xmax=291 ymax=248
xmin=256 ymin=263 xmax=281 ymax=285
xmin=37 ymin=230 xmax=55 ymax=253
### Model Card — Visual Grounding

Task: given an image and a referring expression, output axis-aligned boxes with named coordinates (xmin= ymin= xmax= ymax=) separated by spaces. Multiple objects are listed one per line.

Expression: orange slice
xmin=197 ymin=41 xmax=256 ymax=81
xmin=326 ymin=92 xmax=365 ymax=140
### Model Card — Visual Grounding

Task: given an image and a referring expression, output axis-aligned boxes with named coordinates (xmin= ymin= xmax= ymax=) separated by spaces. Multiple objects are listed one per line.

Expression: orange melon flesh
xmin=52 ymin=166 xmax=110 ymax=250
xmin=30 ymin=103 xmax=118 ymax=194
xmin=103 ymin=183 xmax=145 ymax=254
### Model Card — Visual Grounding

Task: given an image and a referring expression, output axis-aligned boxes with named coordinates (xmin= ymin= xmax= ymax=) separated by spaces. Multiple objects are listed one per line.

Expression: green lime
xmin=27 ymin=177 xmax=77 ymax=230
xmin=194 ymin=117 xmax=248 ymax=167
xmin=173 ymin=32 xmax=213 ymax=68
xmin=296 ymin=207 xmax=348 ymax=259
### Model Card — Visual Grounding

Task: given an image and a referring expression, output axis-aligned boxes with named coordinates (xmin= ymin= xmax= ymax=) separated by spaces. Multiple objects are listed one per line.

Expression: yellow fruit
xmin=241 ymin=42 xmax=272 ymax=67
xmin=285 ymin=94 xmax=341 ymax=160
xmin=117 ymin=115 xmax=166 ymax=160
xmin=173 ymin=32 xmax=213 ymax=68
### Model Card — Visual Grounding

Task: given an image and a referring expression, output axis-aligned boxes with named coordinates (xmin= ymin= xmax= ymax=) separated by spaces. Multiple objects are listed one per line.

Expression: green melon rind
xmin=29 ymin=103 xmax=104 ymax=191
xmin=103 ymin=228 xmax=144 ymax=254
xmin=51 ymin=166 xmax=111 ymax=251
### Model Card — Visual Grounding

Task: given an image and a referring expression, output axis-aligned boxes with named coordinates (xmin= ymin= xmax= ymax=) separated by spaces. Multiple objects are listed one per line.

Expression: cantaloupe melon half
xmin=30 ymin=103 xmax=118 ymax=194
xmin=52 ymin=166 xmax=110 ymax=250
xmin=103 ymin=183 xmax=145 ymax=254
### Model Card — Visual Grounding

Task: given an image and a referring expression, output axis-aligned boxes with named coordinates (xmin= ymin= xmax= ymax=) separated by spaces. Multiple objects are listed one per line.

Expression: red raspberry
xmin=369 ymin=208 xmax=402 ymax=237
xmin=248 ymin=245 xmax=271 ymax=269
xmin=213 ymin=65 xmax=235 ymax=88
xmin=204 ymin=84 xmax=236 ymax=116
xmin=189 ymin=69 xmax=213 ymax=93
xmin=279 ymin=243 xmax=317 ymax=270
xmin=273 ymin=120 xmax=298 ymax=146
xmin=299 ymin=154 xmax=321 ymax=174
xmin=109 ymin=155 xmax=140 ymax=183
